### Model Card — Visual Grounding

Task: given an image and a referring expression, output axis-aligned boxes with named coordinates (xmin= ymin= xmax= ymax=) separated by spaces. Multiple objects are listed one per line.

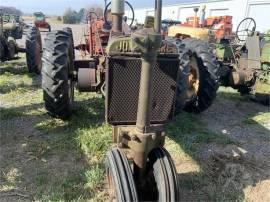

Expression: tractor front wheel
xmin=105 ymin=148 xmax=138 ymax=202
xmin=143 ymin=147 xmax=179 ymax=201
xmin=42 ymin=30 xmax=74 ymax=119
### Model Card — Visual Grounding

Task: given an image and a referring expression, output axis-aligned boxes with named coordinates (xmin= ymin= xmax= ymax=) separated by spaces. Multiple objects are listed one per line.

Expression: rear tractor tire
xmin=7 ymin=40 xmax=17 ymax=59
xmin=0 ymin=36 xmax=8 ymax=62
xmin=26 ymin=27 xmax=42 ymax=74
xmin=42 ymin=29 xmax=75 ymax=119
xmin=175 ymin=38 xmax=219 ymax=114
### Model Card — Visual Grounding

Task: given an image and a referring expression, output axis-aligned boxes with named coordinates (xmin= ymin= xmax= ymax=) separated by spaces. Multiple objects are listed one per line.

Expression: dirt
xmin=187 ymin=97 xmax=270 ymax=201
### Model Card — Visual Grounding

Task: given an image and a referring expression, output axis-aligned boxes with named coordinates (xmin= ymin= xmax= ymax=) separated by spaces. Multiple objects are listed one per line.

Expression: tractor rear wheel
xmin=26 ymin=27 xmax=42 ymax=74
xmin=105 ymin=148 xmax=138 ymax=202
xmin=144 ymin=147 xmax=179 ymax=202
xmin=7 ymin=40 xmax=16 ymax=59
xmin=0 ymin=36 xmax=7 ymax=62
xmin=42 ymin=30 xmax=74 ymax=119
xmin=177 ymin=38 xmax=219 ymax=113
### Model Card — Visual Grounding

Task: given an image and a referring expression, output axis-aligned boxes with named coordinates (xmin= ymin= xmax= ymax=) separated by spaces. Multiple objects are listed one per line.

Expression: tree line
xmin=0 ymin=6 xmax=23 ymax=16
xmin=63 ymin=6 xmax=103 ymax=24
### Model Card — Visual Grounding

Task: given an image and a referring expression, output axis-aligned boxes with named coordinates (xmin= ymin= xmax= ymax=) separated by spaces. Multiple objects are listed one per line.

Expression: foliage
xmin=63 ymin=8 xmax=79 ymax=24
xmin=0 ymin=6 xmax=23 ymax=16
xmin=62 ymin=6 xmax=103 ymax=24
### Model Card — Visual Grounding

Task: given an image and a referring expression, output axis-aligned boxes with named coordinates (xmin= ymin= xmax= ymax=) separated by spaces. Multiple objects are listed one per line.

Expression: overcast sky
xmin=1 ymin=0 xmax=202 ymax=15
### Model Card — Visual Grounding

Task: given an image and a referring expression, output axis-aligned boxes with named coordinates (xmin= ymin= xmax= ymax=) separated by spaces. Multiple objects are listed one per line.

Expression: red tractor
xmin=33 ymin=12 xmax=51 ymax=32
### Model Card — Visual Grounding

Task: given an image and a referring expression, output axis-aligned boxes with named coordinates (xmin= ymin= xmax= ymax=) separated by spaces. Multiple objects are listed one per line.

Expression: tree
xmin=63 ymin=8 xmax=78 ymax=24
xmin=0 ymin=6 xmax=23 ymax=16
xmin=77 ymin=8 xmax=85 ymax=23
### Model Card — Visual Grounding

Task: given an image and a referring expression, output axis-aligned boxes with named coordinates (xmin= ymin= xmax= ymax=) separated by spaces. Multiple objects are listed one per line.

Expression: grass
xmin=217 ymin=86 xmax=250 ymax=102
xmin=243 ymin=112 xmax=270 ymax=125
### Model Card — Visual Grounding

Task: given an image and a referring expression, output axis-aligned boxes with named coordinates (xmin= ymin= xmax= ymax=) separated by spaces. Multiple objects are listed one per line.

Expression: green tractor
xmin=0 ymin=11 xmax=42 ymax=74
xmin=41 ymin=0 xmax=220 ymax=200
xmin=216 ymin=18 xmax=270 ymax=105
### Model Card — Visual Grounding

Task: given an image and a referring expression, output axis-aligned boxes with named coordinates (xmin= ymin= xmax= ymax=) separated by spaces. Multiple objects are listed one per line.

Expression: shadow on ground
xmin=0 ymin=96 xmax=110 ymax=201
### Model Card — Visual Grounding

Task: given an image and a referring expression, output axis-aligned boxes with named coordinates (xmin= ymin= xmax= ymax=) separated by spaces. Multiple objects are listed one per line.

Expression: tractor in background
xmin=167 ymin=7 xmax=269 ymax=105
xmin=2 ymin=14 xmax=24 ymax=39
xmin=33 ymin=12 xmax=51 ymax=32
xmin=216 ymin=18 xmax=270 ymax=104
xmin=0 ymin=11 xmax=42 ymax=74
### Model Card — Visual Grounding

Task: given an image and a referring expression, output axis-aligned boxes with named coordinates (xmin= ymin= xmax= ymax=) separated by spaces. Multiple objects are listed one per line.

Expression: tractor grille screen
xmin=106 ymin=56 xmax=179 ymax=125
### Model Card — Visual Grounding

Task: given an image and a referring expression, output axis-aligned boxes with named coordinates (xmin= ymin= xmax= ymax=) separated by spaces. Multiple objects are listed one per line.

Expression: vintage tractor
xmin=33 ymin=12 xmax=51 ymax=32
xmin=2 ymin=14 xmax=24 ymax=39
xmin=41 ymin=0 xmax=210 ymax=200
xmin=0 ymin=11 xmax=42 ymax=74
xmin=216 ymin=18 xmax=270 ymax=105
xmin=167 ymin=7 xmax=269 ymax=105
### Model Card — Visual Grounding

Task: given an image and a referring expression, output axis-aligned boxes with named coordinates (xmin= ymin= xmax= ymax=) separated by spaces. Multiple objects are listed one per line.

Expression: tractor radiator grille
xmin=106 ymin=56 xmax=179 ymax=125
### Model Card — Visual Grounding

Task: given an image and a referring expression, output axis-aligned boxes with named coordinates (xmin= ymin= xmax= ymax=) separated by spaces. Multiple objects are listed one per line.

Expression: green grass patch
xmin=243 ymin=112 xmax=270 ymax=125
xmin=217 ymin=87 xmax=249 ymax=102
xmin=84 ymin=165 xmax=104 ymax=192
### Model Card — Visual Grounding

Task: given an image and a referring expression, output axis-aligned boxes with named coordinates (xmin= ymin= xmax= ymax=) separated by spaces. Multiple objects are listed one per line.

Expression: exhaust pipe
xmin=154 ymin=0 xmax=162 ymax=33
xmin=111 ymin=0 xmax=125 ymax=33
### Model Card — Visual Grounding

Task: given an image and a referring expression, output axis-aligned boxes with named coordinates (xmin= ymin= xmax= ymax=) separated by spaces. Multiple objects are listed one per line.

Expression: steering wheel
xmin=236 ymin=17 xmax=256 ymax=42
xmin=104 ymin=1 xmax=135 ymax=27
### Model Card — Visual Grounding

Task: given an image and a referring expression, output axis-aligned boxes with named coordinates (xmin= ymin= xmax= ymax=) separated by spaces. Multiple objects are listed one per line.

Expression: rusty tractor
xmin=34 ymin=12 xmax=51 ymax=32
xmin=216 ymin=18 xmax=270 ymax=105
xmin=167 ymin=7 xmax=269 ymax=105
xmin=0 ymin=11 xmax=42 ymax=74
xmin=40 ymin=0 xmax=211 ymax=200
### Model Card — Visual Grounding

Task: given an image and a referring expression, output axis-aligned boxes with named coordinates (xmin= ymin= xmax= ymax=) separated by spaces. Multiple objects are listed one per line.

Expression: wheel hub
xmin=187 ymin=56 xmax=200 ymax=98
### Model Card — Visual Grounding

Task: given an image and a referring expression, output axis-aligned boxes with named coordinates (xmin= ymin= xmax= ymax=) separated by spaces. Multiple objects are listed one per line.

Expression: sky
xmin=0 ymin=0 xmax=202 ymax=15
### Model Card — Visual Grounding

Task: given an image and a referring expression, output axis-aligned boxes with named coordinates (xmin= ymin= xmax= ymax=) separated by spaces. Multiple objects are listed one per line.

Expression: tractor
xmin=0 ymin=11 xmax=42 ymax=74
xmin=41 ymin=0 xmax=220 ymax=200
xmin=33 ymin=12 xmax=51 ymax=32
xmin=2 ymin=14 xmax=24 ymax=39
xmin=216 ymin=18 xmax=270 ymax=105
xmin=167 ymin=8 xmax=269 ymax=105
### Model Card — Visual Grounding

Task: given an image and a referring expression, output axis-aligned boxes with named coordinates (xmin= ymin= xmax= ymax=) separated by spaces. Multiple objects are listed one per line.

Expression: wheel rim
xmin=187 ymin=56 xmax=200 ymax=99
